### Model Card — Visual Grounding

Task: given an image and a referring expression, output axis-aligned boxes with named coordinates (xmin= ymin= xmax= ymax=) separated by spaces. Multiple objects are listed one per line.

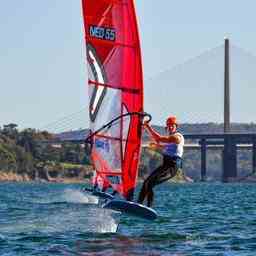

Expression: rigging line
xmin=41 ymin=115 xmax=86 ymax=132
xmin=40 ymin=108 xmax=86 ymax=130
xmin=47 ymin=122 xmax=84 ymax=134
xmin=42 ymin=113 xmax=88 ymax=133
xmin=52 ymin=121 xmax=88 ymax=134
xmin=48 ymin=115 xmax=87 ymax=132
xmin=50 ymin=118 xmax=88 ymax=134
xmin=144 ymin=44 xmax=224 ymax=82
xmin=43 ymin=111 xmax=87 ymax=131
xmin=43 ymin=108 xmax=85 ymax=128
xmin=231 ymin=44 xmax=256 ymax=61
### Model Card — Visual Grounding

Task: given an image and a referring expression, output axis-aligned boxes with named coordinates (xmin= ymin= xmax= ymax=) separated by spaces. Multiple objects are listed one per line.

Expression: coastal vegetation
xmin=0 ymin=124 xmax=91 ymax=182
xmin=0 ymin=123 xmax=255 ymax=182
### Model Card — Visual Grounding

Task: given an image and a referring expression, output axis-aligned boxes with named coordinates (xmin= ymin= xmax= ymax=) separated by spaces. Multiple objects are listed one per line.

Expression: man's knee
xmin=170 ymin=166 xmax=178 ymax=177
xmin=143 ymin=179 xmax=153 ymax=191
xmin=145 ymin=174 xmax=155 ymax=185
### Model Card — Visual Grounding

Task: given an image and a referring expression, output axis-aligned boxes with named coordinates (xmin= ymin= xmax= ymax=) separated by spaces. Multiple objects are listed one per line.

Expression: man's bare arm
xmin=144 ymin=123 xmax=181 ymax=144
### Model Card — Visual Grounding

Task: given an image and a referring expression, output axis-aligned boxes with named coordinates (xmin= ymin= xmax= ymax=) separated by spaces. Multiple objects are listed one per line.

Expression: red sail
xmin=82 ymin=0 xmax=144 ymax=200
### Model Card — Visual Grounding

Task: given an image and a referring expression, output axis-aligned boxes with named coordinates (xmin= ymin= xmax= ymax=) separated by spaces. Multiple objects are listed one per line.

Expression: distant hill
xmin=55 ymin=123 xmax=256 ymax=142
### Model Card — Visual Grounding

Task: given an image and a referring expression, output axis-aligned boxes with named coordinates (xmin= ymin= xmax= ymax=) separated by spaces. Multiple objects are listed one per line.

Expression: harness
xmin=163 ymin=154 xmax=183 ymax=169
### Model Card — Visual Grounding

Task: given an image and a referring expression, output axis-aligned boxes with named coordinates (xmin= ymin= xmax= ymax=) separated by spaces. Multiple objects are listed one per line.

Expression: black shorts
xmin=146 ymin=155 xmax=182 ymax=187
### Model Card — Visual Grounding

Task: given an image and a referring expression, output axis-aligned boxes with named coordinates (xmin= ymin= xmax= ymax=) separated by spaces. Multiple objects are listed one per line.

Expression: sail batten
xmin=85 ymin=37 xmax=138 ymax=49
xmin=88 ymin=80 xmax=141 ymax=94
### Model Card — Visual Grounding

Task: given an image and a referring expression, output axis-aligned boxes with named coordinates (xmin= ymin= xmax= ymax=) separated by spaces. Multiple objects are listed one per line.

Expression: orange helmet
xmin=166 ymin=116 xmax=178 ymax=127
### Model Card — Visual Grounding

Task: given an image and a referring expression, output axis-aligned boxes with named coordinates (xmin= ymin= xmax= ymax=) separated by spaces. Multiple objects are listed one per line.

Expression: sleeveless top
xmin=162 ymin=132 xmax=184 ymax=158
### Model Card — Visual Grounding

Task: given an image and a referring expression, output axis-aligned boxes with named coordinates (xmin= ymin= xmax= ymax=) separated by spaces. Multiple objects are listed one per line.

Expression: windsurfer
xmin=137 ymin=116 xmax=184 ymax=207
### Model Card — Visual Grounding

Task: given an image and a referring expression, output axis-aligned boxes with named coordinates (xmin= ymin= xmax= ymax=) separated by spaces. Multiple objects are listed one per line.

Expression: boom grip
xmin=84 ymin=111 xmax=151 ymax=143
xmin=141 ymin=112 xmax=152 ymax=123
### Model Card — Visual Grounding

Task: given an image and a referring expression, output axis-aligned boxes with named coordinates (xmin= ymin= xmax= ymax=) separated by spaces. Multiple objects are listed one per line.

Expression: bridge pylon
xmin=222 ymin=38 xmax=238 ymax=181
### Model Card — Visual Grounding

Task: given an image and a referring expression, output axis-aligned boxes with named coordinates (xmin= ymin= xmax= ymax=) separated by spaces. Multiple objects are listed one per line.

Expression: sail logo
xmin=89 ymin=25 xmax=116 ymax=41
xmin=95 ymin=139 xmax=110 ymax=152
xmin=107 ymin=175 xmax=121 ymax=185
xmin=87 ymin=44 xmax=107 ymax=122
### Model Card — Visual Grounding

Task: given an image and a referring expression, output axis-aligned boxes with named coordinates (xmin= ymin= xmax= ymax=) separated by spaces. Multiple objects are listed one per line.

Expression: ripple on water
xmin=1 ymin=183 xmax=256 ymax=255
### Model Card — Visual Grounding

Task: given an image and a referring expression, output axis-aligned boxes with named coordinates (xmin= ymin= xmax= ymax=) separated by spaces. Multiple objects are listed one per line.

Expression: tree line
xmin=0 ymin=124 xmax=91 ymax=181
xmin=0 ymin=122 xmax=255 ymax=181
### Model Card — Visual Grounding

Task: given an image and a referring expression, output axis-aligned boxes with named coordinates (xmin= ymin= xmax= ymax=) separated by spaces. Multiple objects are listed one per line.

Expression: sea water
xmin=0 ymin=182 xmax=256 ymax=255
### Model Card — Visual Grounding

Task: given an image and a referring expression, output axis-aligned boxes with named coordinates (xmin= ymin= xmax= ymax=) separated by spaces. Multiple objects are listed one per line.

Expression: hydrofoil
xmin=82 ymin=187 xmax=157 ymax=220
xmin=82 ymin=187 xmax=114 ymax=200
xmin=103 ymin=199 xmax=157 ymax=220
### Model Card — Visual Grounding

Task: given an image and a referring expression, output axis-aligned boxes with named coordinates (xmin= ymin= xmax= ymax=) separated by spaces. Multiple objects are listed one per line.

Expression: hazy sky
xmin=1 ymin=1 xmax=256 ymax=130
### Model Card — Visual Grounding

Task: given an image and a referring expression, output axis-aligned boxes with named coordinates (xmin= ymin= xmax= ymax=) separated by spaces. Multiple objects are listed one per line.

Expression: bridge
xmin=40 ymin=39 xmax=256 ymax=182
xmin=44 ymin=131 xmax=256 ymax=182
xmin=184 ymin=133 xmax=256 ymax=181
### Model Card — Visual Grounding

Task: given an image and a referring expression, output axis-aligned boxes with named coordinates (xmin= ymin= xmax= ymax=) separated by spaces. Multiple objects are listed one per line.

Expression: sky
xmin=1 ymin=1 xmax=256 ymax=131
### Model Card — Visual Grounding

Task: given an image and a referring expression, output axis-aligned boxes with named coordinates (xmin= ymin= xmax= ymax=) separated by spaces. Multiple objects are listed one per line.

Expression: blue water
xmin=1 ymin=182 xmax=256 ymax=255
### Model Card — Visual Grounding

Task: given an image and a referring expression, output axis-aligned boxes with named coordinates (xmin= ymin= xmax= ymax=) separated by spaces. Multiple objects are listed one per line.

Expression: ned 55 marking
xmin=89 ymin=25 xmax=116 ymax=41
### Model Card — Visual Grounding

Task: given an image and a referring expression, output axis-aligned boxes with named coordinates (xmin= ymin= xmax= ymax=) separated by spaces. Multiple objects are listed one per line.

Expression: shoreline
xmin=0 ymin=171 xmax=31 ymax=182
xmin=0 ymin=170 xmax=193 ymax=184
xmin=1 ymin=173 xmax=255 ymax=184
xmin=0 ymin=170 xmax=91 ymax=183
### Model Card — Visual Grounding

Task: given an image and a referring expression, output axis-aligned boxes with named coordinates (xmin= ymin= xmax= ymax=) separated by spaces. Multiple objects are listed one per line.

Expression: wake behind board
xmin=102 ymin=200 xmax=157 ymax=220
